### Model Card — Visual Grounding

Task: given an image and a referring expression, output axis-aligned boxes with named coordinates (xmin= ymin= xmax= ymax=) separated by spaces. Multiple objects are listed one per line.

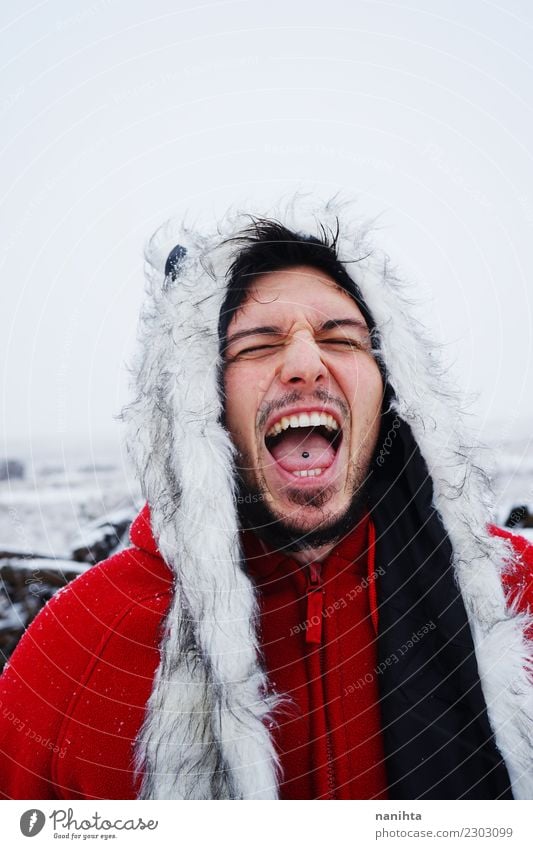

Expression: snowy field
xmin=0 ymin=438 xmax=141 ymax=559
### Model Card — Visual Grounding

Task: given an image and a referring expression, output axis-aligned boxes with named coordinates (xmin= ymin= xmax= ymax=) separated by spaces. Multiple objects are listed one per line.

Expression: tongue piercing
xmin=302 ymin=451 xmax=310 ymax=458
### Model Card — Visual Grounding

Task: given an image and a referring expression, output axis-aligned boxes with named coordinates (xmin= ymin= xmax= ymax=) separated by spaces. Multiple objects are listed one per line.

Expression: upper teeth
xmin=266 ymin=412 xmax=339 ymax=438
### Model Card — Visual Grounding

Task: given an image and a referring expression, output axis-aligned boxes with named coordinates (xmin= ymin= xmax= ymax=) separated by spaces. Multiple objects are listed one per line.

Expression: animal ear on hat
xmin=164 ymin=244 xmax=187 ymax=282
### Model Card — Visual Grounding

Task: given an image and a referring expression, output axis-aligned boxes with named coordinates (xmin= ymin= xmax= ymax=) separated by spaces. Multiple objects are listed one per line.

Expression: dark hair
xmin=217 ymin=217 xmax=380 ymax=358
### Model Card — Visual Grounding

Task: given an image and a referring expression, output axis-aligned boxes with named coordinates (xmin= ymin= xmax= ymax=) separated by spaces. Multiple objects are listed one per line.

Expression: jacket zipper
xmin=305 ymin=562 xmax=323 ymax=645
xmin=305 ymin=563 xmax=336 ymax=799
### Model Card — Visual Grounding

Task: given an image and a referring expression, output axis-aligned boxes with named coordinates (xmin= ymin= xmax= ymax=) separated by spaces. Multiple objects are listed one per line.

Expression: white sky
xmin=2 ymin=0 xmax=533 ymax=458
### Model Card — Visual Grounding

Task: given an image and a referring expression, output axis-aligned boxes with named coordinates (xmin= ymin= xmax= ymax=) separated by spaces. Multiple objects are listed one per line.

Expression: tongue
xmin=269 ymin=429 xmax=336 ymax=472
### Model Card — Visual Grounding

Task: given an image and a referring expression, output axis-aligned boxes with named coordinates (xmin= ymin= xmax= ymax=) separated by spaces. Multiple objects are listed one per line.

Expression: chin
xmin=270 ymin=486 xmax=345 ymax=522
xmin=236 ymin=466 xmax=370 ymax=553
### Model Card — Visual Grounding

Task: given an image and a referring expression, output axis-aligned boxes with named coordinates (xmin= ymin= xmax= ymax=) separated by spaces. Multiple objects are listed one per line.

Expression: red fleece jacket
xmin=0 ymin=508 xmax=531 ymax=800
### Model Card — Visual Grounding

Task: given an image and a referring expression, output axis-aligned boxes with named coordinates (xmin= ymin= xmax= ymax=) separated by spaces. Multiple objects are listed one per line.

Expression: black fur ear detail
xmin=164 ymin=244 xmax=187 ymax=282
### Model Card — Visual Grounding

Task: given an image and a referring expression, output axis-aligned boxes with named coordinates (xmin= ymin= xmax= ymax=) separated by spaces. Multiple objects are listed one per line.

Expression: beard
xmin=234 ymin=452 xmax=373 ymax=554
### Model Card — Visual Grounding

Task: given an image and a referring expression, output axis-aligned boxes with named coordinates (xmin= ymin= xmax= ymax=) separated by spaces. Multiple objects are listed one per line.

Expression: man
xmin=1 ymin=197 xmax=532 ymax=800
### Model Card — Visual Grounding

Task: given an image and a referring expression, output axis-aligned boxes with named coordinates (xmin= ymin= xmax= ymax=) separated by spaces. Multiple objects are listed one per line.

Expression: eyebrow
xmin=225 ymin=318 xmax=370 ymax=347
xmin=319 ymin=318 xmax=369 ymax=334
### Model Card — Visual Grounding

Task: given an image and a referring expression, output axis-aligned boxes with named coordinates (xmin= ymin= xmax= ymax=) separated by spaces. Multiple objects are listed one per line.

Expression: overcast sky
xmin=2 ymin=0 xmax=532 ymax=459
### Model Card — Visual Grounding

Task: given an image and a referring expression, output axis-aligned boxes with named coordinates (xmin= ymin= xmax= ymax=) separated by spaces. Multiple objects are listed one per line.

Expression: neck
xmin=288 ymin=540 xmax=338 ymax=565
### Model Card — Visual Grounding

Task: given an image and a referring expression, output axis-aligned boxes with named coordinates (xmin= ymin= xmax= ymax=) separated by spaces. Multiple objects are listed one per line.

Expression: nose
xmin=278 ymin=333 xmax=328 ymax=388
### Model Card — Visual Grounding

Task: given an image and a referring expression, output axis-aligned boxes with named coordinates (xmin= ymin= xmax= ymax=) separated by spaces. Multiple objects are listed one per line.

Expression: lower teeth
xmin=292 ymin=468 xmax=323 ymax=478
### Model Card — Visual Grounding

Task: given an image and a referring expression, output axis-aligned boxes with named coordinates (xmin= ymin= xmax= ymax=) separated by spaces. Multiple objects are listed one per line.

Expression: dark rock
xmin=70 ymin=509 xmax=134 ymax=564
xmin=0 ymin=557 xmax=86 ymax=670
xmin=0 ymin=459 xmax=24 ymax=481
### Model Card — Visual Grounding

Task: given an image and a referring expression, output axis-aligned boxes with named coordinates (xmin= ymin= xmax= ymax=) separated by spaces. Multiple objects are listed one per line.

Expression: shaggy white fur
xmin=123 ymin=195 xmax=533 ymax=799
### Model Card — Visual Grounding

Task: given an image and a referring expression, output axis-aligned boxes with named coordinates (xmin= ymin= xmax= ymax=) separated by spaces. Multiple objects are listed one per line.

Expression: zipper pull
xmin=305 ymin=562 xmax=324 ymax=644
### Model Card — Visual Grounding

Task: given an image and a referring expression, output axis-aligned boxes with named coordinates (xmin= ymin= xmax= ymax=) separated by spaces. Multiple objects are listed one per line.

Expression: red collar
xmin=130 ymin=503 xmax=160 ymax=557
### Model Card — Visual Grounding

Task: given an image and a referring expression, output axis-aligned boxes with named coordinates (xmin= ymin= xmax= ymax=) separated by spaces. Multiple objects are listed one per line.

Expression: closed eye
xmin=229 ymin=343 xmax=282 ymax=359
xmin=320 ymin=338 xmax=364 ymax=349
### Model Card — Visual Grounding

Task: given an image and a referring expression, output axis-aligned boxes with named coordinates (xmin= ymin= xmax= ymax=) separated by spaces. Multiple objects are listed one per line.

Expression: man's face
xmin=223 ymin=265 xmax=384 ymax=544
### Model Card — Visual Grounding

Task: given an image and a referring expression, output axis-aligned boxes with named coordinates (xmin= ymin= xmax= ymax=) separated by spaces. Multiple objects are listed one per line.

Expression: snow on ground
xmin=0 ymin=442 xmax=141 ymax=558
xmin=1 ymin=556 xmax=87 ymax=574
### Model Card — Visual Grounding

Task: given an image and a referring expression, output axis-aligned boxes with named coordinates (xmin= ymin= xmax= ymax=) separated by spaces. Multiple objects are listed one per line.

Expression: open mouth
xmin=264 ymin=410 xmax=343 ymax=480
